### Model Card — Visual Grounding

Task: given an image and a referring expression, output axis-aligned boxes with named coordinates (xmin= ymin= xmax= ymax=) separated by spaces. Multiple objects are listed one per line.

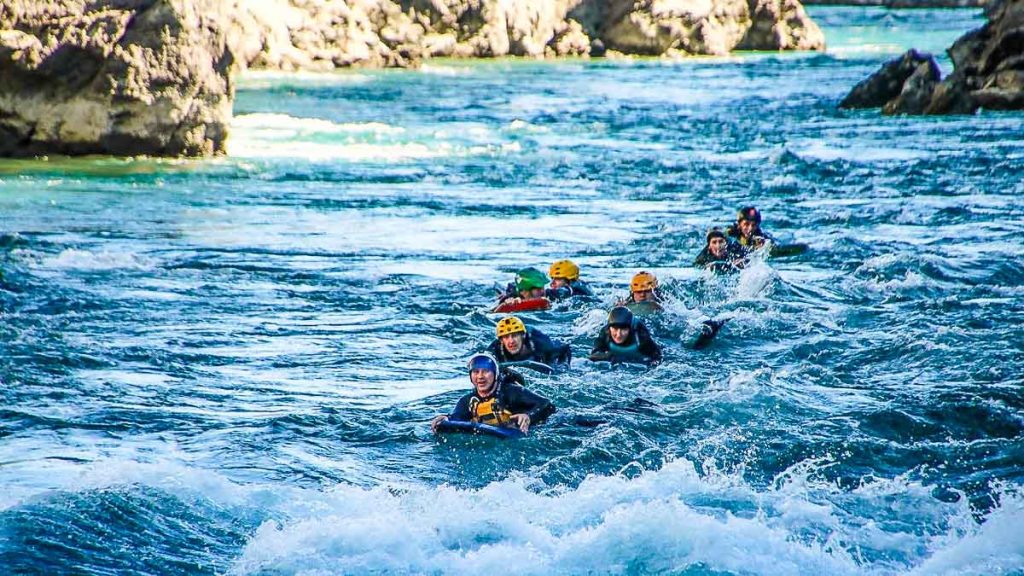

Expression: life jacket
xmin=469 ymin=395 xmax=513 ymax=426
xmin=607 ymin=319 xmax=642 ymax=358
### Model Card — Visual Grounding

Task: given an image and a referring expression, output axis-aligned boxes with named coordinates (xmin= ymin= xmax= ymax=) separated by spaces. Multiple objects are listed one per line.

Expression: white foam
xmin=230 ymin=460 xmax=862 ymax=576
xmin=911 ymin=491 xmax=1024 ymax=576
xmin=793 ymin=141 xmax=932 ymax=163
xmin=37 ymin=248 xmax=156 ymax=272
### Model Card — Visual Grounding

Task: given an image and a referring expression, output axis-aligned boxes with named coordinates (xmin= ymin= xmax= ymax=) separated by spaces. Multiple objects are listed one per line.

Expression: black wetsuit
xmin=589 ymin=319 xmax=662 ymax=365
xmin=726 ymin=224 xmax=776 ymax=253
xmin=488 ymin=328 xmax=571 ymax=366
xmin=694 ymin=242 xmax=746 ymax=273
xmin=546 ymin=280 xmax=595 ymax=301
xmin=448 ymin=379 xmax=555 ymax=424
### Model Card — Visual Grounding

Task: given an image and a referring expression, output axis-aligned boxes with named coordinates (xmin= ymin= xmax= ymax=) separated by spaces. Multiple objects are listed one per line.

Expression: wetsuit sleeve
xmin=529 ymin=329 xmax=567 ymax=366
xmin=694 ymin=248 xmax=711 ymax=267
xmin=486 ymin=339 xmax=504 ymax=360
xmin=502 ymin=369 xmax=527 ymax=388
xmin=448 ymin=393 xmax=474 ymax=422
xmin=545 ymin=286 xmax=572 ymax=300
xmin=571 ymin=281 xmax=594 ymax=297
xmin=590 ymin=328 xmax=611 ymax=356
xmin=497 ymin=282 xmax=517 ymax=303
xmin=637 ymin=324 xmax=662 ymax=365
xmin=503 ymin=384 xmax=555 ymax=424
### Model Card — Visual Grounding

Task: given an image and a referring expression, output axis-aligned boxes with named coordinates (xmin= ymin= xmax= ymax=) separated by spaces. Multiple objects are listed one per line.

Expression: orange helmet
xmin=630 ymin=271 xmax=658 ymax=293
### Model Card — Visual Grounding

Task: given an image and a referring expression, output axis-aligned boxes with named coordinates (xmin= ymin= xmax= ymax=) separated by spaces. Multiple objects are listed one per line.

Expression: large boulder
xmin=841 ymin=0 xmax=1024 ymax=115
xmin=839 ymin=49 xmax=940 ymax=109
xmin=0 ymin=0 xmax=235 ymax=157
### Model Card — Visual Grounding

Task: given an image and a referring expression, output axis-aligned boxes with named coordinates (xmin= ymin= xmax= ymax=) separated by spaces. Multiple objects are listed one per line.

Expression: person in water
xmin=619 ymin=271 xmax=664 ymax=313
xmin=497 ymin=267 xmax=549 ymax=305
xmin=694 ymin=227 xmax=746 ymax=273
xmin=726 ymin=206 xmax=776 ymax=252
xmin=487 ymin=316 xmax=571 ymax=367
xmin=547 ymin=259 xmax=594 ymax=300
xmin=430 ymin=352 xmax=555 ymax=434
xmin=588 ymin=306 xmax=662 ymax=366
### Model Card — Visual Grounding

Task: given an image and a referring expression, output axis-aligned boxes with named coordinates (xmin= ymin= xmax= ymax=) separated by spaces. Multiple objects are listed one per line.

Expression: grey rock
xmin=0 ymin=0 xmax=236 ymax=157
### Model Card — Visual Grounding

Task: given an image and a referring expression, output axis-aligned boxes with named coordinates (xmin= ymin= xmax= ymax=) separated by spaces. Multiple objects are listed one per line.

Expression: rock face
xmin=1 ymin=0 xmax=824 ymax=157
xmin=840 ymin=0 xmax=1024 ymax=115
xmin=0 ymin=0 xmax=236 ymax=157
xmin=227 ymin=0 xmax=826 ymax=71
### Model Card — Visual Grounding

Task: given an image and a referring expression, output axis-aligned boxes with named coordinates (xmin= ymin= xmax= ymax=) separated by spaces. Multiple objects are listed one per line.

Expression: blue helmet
xmin=467 ymin=352 xmax=499 ymax=376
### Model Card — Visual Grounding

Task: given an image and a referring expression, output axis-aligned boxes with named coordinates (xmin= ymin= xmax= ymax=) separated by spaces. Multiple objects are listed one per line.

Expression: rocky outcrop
xmin=840 ymin=0 xmax=1024 ymax=115
xmin=0 ymin=0 xmax=236 ymax=157
xmin=227 ymin=0 xmax=826 ymax=70
xmin=1 ymin=0 xmax=824 ymax=157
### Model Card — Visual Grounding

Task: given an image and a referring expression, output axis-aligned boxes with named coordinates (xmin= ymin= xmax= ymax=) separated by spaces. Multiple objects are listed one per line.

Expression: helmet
xmin=630 ymin=271 xmax=658 ymax=293
xmin=515 ymin=267 xmax=548 ymax=292
xmin=737 ymin=206 xmax=761 ymax=225
xmin=467 ymin=352 xmax=499 ymax=375
xmin=706 ymin=227 xmax=727 ymax=243
xmin=607 ymin=306 xmax=634 ymax=328
xmin=549 ymin=259 xmax=580 ymax=281
xmin=495 ymin=316 xmax=526 ymax=338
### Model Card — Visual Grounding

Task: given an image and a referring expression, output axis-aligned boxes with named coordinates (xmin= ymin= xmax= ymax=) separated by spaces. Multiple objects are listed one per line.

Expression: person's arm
xmin=504 ymin=384 xmax=555 ymax=425
xmin=637 ymin=325 xmax=662 ymax=365
xmin=589 ymin=329 xmax=611 ymax=360
xmin=432 ymin=394 xmax=472 ymax=433
xmin=486 ymin=339 xmax=503 ymax=360
xmin=694 ymin=248 xmax=710 ymax=267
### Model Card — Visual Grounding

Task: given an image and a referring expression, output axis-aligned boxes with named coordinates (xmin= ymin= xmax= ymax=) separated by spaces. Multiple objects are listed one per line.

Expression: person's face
xmin=609 ymin=325 xmax=631 ymax=344
xmin=709 ymin=237 xmax=728 ymax=257
xmin=632 ymin=289 xmax=654 ymax=302
xmin=471 ymin=368 xmax=496 ymax=396
xmin=550 ymin=277 xmax=569 ymax=289
xmin=500 ymin=332 xmax=525 ymax=354
xmin=520 ymin=287 xmax=545 ymax=299
xmin=738 ymin=219 xmax=756 ymax=238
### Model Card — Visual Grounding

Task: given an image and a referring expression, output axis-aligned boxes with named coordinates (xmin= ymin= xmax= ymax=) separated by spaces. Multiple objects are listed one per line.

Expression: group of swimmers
xmin=431 ymin=206 xmax=781 ymax=435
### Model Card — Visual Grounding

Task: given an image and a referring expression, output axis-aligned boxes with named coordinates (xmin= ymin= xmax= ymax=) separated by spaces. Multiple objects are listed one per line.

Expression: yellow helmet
xmin=495 ymin=316 xmax=526 ymax=338
xmin=630 ymin=271 xmax=658 ymax=292
xmin=549 ymin=259 xmax=580 ymax=281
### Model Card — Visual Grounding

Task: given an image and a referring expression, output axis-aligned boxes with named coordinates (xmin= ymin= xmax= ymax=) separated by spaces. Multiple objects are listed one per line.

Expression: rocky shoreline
xmin=1 ymin=0 xmax=824 ymax=157
xmin=840 ymin=0 xmax=1023 ymax=115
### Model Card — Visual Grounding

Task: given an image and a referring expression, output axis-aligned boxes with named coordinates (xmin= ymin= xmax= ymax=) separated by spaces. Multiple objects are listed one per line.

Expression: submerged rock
xmin=840 ymin=0 xmax=1024 ymax=115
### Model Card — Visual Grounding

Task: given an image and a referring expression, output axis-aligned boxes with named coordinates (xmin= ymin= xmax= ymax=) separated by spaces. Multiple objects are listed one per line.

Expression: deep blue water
xmin=2 ymin=6 xmax=1022 ymax=575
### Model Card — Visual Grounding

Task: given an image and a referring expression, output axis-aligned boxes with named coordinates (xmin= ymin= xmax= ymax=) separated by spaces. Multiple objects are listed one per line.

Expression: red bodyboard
xmin=492 ymin=297 xmax=551 ymax=314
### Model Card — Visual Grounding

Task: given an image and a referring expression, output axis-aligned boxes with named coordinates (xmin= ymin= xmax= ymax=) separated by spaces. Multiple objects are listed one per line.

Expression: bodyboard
xmin=770 ymin=243 xmax=809 ymax=258
xmin=435 ymin=420 xmax=525 ymax=439
xmin=492 ymin=297 xmax=551 ymax=314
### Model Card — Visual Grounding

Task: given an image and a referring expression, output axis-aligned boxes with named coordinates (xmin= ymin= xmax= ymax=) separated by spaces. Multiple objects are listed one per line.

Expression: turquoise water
xmin=3 ymin=6 xmax=1023 ymax=575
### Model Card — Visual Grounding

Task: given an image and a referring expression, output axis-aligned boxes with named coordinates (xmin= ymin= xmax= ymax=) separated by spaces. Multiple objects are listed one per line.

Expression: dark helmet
xmin=607 ymin=306 xmax=634 ymax=328
xmin=737 ymin=206 xmax=761 ymax=225
xmin=706 ymin=227 xmax=727 ymax=244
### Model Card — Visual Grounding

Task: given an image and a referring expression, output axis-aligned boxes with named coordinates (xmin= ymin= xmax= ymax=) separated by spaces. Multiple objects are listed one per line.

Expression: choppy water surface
xmin=2 ymin=7 xmax=1022 ymax=575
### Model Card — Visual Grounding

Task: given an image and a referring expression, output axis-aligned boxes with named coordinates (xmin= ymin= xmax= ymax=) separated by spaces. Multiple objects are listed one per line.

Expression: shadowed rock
xmin=840 ymin=49 xmax=939 ymax=109
xmin=841 ymin=0 xmax=1024 ymax=115
xmin=0 ymin=0 xmax=236 ymax=157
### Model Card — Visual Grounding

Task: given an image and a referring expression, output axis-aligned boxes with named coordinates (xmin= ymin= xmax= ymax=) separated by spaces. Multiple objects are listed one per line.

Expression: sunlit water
xmin=2 ymin=7 xmax=1022 ymax=575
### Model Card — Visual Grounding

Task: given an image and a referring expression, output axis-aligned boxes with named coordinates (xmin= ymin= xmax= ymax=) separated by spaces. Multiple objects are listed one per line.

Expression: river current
xmin=1 ymin=7 xmax=1022 ymax=575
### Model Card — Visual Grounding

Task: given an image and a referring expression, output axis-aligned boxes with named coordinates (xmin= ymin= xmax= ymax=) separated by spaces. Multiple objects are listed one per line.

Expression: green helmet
xmin=515 ymin=267 xmax=548 ymax=292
